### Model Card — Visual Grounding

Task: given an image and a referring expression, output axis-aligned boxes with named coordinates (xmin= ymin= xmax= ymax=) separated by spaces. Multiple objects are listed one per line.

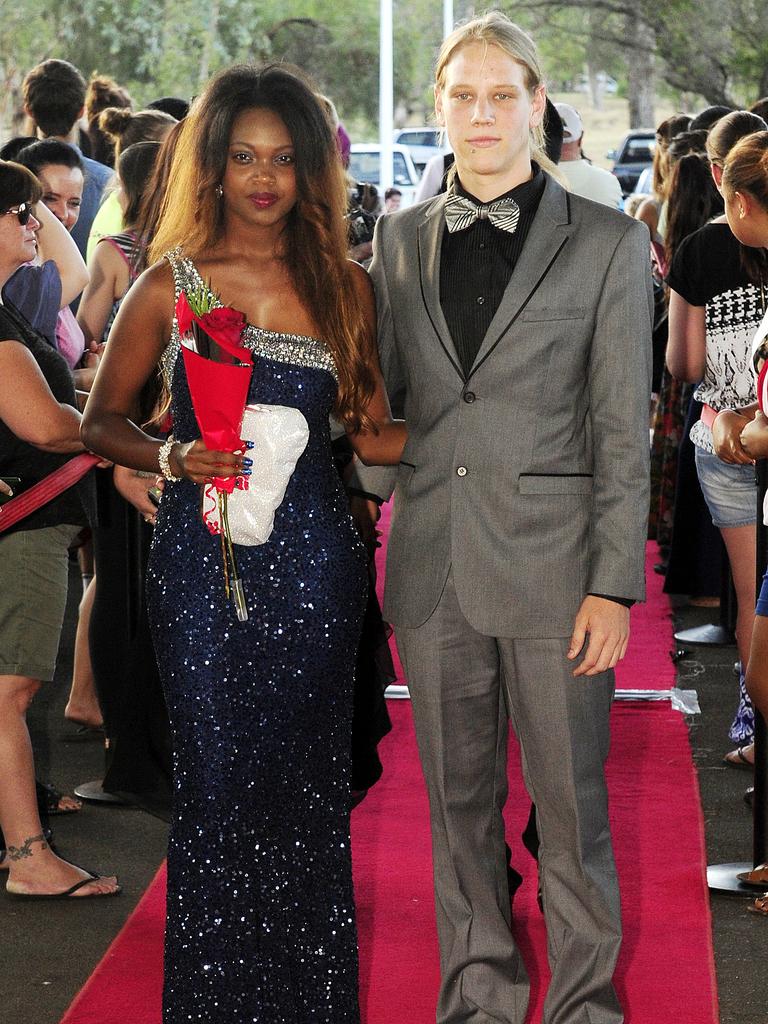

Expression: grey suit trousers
xmin=396 ymin=571 xmax=623 ymax=1024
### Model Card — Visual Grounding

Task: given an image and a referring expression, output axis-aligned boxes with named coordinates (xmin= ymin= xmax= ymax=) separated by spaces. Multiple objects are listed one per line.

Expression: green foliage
xmin=2 ymin=0 xmax=768 ymax=144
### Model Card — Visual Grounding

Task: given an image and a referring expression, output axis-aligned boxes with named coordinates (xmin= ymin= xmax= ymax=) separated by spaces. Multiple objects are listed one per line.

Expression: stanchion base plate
xmin=708 ymin=862 xmax=765 ymax=895
xmin=73 ymin=779 xmax=128 ymax=804
xmin=674 ymin=624 xmax=736 ymax=647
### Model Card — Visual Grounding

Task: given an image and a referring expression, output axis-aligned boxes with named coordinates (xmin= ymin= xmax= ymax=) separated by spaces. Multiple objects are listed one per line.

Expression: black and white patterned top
xmin=668 ymin=222 xmax=766 ymax=453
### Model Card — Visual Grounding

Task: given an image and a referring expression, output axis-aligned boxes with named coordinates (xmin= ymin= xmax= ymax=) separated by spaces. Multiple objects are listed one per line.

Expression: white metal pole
xmin=379 ymin=0 xmax=394 ymax=195
xmin=443 ymin=0 xmax=454 ymax=40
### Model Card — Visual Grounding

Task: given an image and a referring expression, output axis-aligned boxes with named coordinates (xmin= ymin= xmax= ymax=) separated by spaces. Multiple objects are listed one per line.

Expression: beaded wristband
xmin=158 ymin=435 xmax=182 ymax=482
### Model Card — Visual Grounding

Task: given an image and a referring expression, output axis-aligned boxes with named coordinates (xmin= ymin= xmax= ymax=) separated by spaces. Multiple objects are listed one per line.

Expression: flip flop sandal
xmin=36 ymin=780 xmax=82 ymax=816
xmin=6 ymin=872 xmax=121 ymax=900
xmin=747 ymin=892 xmax=768 ymax=915
xmin=737 ymin=864 xmax=768 ymax=885
xmin=723 ymin=745 xmax=754 ymax=771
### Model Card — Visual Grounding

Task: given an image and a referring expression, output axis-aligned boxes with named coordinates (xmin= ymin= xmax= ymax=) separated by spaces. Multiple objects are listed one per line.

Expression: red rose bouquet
xmin=177 ymin=286 xmax=252 ymax=621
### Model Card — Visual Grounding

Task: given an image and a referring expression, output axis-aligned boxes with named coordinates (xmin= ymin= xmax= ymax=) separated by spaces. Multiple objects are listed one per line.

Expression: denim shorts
xmin=695 ymin=448 xmax=757 ymax=529
xmin=757 ymin=571 xmax=768 ymax=617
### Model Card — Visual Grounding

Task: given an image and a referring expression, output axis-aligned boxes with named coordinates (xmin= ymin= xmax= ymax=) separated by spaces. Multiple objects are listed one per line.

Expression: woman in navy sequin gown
xmin=82 ymin=64 xmax=406 ymax=1023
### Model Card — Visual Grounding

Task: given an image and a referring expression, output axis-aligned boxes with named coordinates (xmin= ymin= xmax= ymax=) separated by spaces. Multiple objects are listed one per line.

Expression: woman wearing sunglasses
xmin=0 ymin=159 xmax=120 ymax=899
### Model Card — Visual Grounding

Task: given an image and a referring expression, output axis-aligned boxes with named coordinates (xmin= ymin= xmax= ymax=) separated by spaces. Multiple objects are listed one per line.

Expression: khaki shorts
xmin=0 ymin=524 xmax=81 ymax=681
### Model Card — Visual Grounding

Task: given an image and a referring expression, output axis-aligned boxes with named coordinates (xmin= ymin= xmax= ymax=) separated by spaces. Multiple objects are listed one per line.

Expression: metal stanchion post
xmin=708 ymin=459 xmax=768 ymax=894
xmin=751 ymin=460 xmax=768 ymax=869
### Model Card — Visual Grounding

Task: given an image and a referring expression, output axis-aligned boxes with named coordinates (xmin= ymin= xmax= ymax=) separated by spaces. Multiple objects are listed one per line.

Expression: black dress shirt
xmin=440 ymin=167 xmax=546 ymax=378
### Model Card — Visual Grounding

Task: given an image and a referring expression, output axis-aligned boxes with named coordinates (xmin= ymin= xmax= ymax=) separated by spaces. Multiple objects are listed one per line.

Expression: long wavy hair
xmin=149 ymin=63 xmax=375 ymax=431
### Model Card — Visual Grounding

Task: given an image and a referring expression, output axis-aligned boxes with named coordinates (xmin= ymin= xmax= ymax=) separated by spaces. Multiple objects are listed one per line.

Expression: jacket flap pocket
xmin=518 ymin=473 xmax=593 ymax=495
xmin=518 ymin=306 xmax=587 ymax=322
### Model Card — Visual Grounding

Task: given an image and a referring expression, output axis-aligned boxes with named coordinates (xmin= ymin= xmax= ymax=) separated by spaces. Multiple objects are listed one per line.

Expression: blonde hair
xmin=435 ymin=11 xmax=560 ymax=181
xmin=722 ymin=130 xmax=768 ymax=208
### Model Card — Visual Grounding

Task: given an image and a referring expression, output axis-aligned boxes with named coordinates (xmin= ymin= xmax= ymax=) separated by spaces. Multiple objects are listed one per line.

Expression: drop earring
xmin=215 ymin=184 xmax=223 ymax=198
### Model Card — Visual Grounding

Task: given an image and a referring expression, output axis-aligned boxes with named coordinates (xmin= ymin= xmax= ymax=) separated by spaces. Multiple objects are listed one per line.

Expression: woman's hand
xmin=169 ymin=439 xmax=250 ymax=485
xmin=113 ymin=465 xmax=164 ymax=522
xmin=740 ymin=411 xmax=768 ymax=460
xmin=73 ymin=344 xmax=104 ymax=392
xmin=712 ymin=410 xmax=753 ymax=464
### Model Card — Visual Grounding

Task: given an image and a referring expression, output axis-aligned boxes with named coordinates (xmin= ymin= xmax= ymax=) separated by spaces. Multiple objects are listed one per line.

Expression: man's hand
xmin=349 ymin=495 xmax=380 ymax=562
xmin=568 ymin=596 xmax=630 ymax=677
xmin=712 ymin=410 xmax=753 ymax=464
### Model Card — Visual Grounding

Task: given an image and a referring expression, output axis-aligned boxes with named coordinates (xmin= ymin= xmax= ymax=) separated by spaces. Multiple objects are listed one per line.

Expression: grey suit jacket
xmin=359 ymin=173 xmax=653 ymax=638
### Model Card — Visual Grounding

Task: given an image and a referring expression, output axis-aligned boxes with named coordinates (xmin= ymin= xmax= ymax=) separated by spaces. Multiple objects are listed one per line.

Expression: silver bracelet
xmin=158 ymin=435 xmax=182 ymax=482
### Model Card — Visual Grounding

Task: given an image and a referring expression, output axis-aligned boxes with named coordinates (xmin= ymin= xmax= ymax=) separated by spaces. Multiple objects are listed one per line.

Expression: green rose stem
xmin=219 ymin=489 xmax=248 ymax=622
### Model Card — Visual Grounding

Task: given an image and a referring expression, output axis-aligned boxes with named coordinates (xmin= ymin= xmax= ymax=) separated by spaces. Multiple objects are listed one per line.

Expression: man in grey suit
xmin=353 ymin=11 xmax=652 ymax=1024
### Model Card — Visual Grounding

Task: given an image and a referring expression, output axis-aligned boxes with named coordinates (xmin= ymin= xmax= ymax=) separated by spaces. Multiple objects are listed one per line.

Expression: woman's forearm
xmin=31 ymin=405 xmax=85 ymax=453
xmin=80 ymin=411 xmax=163 ymax=474
xmin=666 ymin=291 xmax=706 ymax=382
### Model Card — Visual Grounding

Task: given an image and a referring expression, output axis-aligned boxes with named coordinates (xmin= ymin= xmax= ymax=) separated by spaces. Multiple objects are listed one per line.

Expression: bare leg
xmin=745 ymin=614 xmax=768 ymax=723
xmin=721 ymin=524 xmax=757 ymax=672
xmin=64 ymin=574 xmax=103 ymax=729
xmin=721 ymin=524 xmax=757 ymax=757
xmin=0 ymin=674 xmax=118 ymax=895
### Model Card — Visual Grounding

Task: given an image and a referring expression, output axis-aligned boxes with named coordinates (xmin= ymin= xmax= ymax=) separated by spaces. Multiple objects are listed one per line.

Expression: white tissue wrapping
xmin=206 ymin=403 xmax=309 ymax=545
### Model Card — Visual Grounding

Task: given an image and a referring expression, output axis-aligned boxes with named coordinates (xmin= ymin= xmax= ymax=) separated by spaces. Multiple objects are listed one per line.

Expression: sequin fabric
xmin=147 ymin=253 xmax=368 ymax=1023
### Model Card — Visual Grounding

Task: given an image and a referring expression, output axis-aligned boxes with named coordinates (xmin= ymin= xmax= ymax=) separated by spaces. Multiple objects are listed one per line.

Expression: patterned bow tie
xmin=444 ymin=193 xmax=521 ymax=234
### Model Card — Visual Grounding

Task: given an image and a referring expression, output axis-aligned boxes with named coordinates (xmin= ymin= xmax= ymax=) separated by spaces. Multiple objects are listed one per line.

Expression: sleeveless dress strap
xmin=160 ymin=250 xmax=218 ymax=385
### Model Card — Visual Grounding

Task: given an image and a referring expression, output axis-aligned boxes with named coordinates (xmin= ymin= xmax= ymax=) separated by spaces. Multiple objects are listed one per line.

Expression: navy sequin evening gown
xmin=146 ymin=253 xmax=368 ymax=1023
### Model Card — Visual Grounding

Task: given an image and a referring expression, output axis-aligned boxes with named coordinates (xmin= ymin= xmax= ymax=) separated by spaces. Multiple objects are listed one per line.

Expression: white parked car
xmin=393 ymin=126 xmax=450 ymax=174
xmin=349 ymin=143 xmax=420 ymax=207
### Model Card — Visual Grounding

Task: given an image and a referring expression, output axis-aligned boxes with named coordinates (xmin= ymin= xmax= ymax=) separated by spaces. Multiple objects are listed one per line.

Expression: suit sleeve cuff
xmin=589 ymin=593 xmax=635 ymax=609
xmin=346 ymin=487 xmax=385 ymax=506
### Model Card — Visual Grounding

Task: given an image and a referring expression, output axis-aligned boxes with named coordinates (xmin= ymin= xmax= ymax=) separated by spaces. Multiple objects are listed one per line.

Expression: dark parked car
xmin=608 ymin=130 xmax=655 ymax=197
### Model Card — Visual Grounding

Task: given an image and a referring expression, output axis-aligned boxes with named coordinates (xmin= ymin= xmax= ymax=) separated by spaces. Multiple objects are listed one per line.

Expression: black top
xmin=440 ymin=166 xmax=546 ymax=377
xmin=667 ymin=221 xmax=764 ymax=306
xmin=0 ymin=301 xmax=94 ymax=534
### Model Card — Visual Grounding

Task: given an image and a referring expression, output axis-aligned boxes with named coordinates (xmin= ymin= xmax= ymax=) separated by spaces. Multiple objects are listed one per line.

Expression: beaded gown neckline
xmin=161 ymin=249 xmax=339 ymax=385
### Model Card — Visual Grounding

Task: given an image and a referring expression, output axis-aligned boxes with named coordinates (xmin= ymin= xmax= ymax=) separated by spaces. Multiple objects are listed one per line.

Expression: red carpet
xmin=60 ymin=528 xmax=717 ymax=1024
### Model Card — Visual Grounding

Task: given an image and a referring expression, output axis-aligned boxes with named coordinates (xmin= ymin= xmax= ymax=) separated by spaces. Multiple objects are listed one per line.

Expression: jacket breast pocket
xmin=517 ymin=306 xmax=587 ymax=322
xmin=518 ymin=473 xmax=593 ymax=495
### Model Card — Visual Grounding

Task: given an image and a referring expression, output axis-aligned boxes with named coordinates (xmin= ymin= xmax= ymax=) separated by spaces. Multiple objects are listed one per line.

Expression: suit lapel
xmin=417 ymin=196 xmax=465 ymax=382
xmin=466 ymin=175 xmax=572 ymax=382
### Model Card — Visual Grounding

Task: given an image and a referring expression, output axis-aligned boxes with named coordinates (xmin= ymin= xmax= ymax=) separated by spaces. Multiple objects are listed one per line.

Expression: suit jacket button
xmin=456 ymin=466 xmax=468 ymax=477
xmin=463 ymin=391 xmax=476 ymax=404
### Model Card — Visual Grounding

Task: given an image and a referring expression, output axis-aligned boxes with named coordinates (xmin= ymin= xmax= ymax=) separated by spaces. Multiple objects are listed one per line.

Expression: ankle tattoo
xmin=7 ymin=833 xmax=48 ymax=861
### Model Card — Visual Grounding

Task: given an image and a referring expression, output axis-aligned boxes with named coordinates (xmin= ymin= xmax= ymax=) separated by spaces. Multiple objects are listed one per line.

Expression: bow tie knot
xmin=444 ymin=193 xmax=521 ymax=234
